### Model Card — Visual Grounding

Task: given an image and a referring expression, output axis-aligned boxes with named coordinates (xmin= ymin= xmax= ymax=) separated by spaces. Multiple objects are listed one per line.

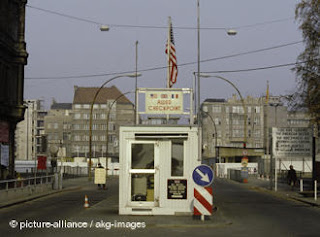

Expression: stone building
xmin=44 ymin=102 xmax=73 ymax=158
xmin=15 ymin=100 xmax=47 ymax=160
xmin=0 ymin=0 xmax=28 ymax=178
xmin=201 ymin=95 xmax=311 ymax=166
xmin=71 ymin=86 xmax=134 ymax=160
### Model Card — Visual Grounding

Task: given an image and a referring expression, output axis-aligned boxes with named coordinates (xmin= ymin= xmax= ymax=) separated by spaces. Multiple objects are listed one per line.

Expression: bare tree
xmin=293 ymin=0 xmax=320 ymax=123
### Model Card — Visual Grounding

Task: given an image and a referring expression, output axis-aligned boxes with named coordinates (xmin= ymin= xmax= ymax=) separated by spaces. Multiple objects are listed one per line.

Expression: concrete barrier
xmin=0 ymin=175 xmax=54 ymax=202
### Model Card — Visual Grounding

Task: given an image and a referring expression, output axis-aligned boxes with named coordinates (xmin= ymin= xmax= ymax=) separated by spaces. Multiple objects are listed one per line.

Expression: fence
xmin=216 ymin=163 xmax=258 ymax=178
xmin=0 ymin=175 xmax=56 ymax=202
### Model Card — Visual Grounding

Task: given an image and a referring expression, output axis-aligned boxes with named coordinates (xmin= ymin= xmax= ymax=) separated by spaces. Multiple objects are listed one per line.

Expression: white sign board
xmin=94 ymin=168 xmax=106 ymax=184
xmin=145 ymin=91 xmax=183 ymax=114
xmin=272 ymin=127 xmax=312 ymax=158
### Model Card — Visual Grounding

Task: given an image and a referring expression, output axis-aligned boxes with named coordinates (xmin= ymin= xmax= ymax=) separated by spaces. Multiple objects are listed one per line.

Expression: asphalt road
xmin=1 ymin=177 xmax=320 ymax=237
xmin=212 ymin=178 xmax=320 ymax=236
xmin=0 ymin=178 xmax=108 ymax=236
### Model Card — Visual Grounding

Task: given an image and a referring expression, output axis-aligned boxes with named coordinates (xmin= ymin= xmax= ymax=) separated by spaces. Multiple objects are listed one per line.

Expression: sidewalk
xmin=242 ymin=177 xmax=320 ymax=207
xmin=0 ymin=176 xmax=87 ymax=208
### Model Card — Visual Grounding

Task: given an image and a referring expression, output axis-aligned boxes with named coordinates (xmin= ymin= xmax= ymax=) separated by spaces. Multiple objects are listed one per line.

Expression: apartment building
xmin=201 ymin=95 xmax=311 ymax=164
xmin=71 ymin=86 xmax=134 ymax=159
xmin=15 ymin=100 xmax=47 ymax=160
xmin=44 ymin=102 xmax=73 ymax=158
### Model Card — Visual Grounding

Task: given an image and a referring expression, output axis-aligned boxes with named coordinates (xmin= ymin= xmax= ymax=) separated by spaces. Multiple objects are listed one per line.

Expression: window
xmin=109 ymin=114 xmax=116 ymax=121
xmin=108 ymin=135 xmax=115 ymax=142
xmin=73 ymin=124 xmax=80 ymax=130
xmin=255 ymin=106 xmax=260 ymax=113
xmin=108 ymin=123 xmax=115 ymax=131
xmin=37 ymin=121 xmax=44 ymax=127
xmin=232 ymin=106 xmax=244 ymax=114
xmin=93 ymin=104 xmax=99 ymax=109
xmin=74 ymin=135 xmax=81 ymax=141
xmin=212 ymin=106 xmax=221 ymax=113
xmin=131 ymin=144 xmax=154 ymax=169
xmin=254 ymin=130 xmax=261 ymax=138
xmin=202 ymin=106 xmax=208 ymax=112
xmin=101 ymin=124 xmax=107 ymax=130
xmin=74 ymin=113 xmax=81 ymax=119
xmin=53 ymin=123 xmax=58 ymax=129
xmin=83 ymin=114 xmax=90 ymax=119
xmin=254 ymin=117 xmax=260 ymax=125
xmin=83 ymin=124 xmax=89 ymax=130
xmin=215 ymin=118 xmax=221 ymax=125
xmin=74 ymin=104 xmax=81 ymax=109
xmin=83 ymin=135 xmax=89 ymax=141
xmin=83 ymin=104 xmax=90 ymax=109
xmin=233 ymin=119 xmax=240 ymax=125
xmin=63 ymin=124 xmax=69 ymax=130
xmin=171 ymin=140 xmax=184 ymax=176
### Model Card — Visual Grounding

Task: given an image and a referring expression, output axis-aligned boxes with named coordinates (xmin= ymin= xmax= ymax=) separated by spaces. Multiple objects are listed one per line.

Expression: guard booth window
xmin=131 ymin=144 xmax=154 ymax=202
xmin=171 ymin=140 xmax=184 ymax=176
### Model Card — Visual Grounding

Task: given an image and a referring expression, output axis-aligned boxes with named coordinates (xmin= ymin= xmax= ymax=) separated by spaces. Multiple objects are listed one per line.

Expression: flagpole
xmin=167 ymin=16 xmax=171 ymax=88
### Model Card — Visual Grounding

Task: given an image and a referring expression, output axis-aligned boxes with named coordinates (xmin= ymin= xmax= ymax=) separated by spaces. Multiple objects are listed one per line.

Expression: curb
xmin=226 ymin=179 xmax=320 ymax=208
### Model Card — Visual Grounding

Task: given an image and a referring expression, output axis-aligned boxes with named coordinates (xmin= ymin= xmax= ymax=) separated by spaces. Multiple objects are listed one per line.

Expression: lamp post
xmin=202 ymin=111 xmax=219 ymax=163
xmin=88 ymin=73 xmax=141 ymax=180
xmin=199 ymin=74 xmax=247 ymax=148
xmin=195 ymin=1 xmax=237 ymax=125
xmin=105 ymin=91 xmax=134 ymax=172
xmin=196 ymin=0 xmax=237 ymax=162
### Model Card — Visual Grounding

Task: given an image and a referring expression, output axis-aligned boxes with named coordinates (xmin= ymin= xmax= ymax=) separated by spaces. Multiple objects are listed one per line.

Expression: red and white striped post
xmin=194 ymin=186 xmax=213 ymax=220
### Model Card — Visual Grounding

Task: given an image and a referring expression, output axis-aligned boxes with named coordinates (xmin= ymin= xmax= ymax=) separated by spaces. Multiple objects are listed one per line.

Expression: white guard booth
xmin=119 ymin=125 xmax=200 ymax=215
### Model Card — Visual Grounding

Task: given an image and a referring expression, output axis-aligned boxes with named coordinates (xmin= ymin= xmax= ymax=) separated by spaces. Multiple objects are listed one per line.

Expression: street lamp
xmin=88 ymin=73 xmax=141 ymax=180
xmin=196 ymin=1 xmax=237 ymax=126
xmin=199 ymin=74 xmax=247 ymax=147
xmin=100 ymin=25 xmax=110 ymax=31
xmin=105 ymin=91 xmax=134 ymax=172
xmin=196 ymin=0 xmax=237 ymax=162
xmin=202 ymin=111 xmax=219 ymax=163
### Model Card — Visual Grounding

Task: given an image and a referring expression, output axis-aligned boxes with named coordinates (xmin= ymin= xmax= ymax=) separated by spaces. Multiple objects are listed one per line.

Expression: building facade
xmin=44 ymin=102 xmax=73 ymax=158
xmin=0 ymin=0 xmax=28 ymax=178
xmin=71 ymin=86 xmax=134 ymax=159
xmin=15 ymin=100 xmax=47 ymax=160
xmin=201 ymin=95 xmax=311 ymax=166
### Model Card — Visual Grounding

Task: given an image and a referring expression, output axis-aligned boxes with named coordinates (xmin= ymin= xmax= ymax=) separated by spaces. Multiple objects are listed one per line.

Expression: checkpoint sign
xmin=192 ymin=165 xmax=214 ymax=187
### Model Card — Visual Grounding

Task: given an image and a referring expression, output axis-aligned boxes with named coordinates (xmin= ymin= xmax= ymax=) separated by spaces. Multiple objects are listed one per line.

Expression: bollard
xmin=58 ymin=172 xmax=63 ymax=190
xmin=300 ymin=179 xmax=303 ymax=192
xmin=53 ymin=173 xmax=59 ymax=190
xmin=315 ymin=180 xmax=317 ymax=201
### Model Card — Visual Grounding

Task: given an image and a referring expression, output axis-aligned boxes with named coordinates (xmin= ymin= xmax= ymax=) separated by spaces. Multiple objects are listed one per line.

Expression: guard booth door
xmin=128 ymin=141 xmax=159 ymax=207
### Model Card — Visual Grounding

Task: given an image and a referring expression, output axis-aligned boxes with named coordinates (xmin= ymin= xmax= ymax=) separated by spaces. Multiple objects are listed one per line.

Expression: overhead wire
xmin=25 ymin=41 xmax=303 ymax=80
xmin=25 ymin=5 xmax=304 ymax=81
xmin=26 ymin=4 xmax=294 ymax=31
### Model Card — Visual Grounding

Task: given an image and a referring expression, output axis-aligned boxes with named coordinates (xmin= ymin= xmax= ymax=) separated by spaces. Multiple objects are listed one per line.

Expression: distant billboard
xmin=272 ymin=127 xmax=312 ymax=158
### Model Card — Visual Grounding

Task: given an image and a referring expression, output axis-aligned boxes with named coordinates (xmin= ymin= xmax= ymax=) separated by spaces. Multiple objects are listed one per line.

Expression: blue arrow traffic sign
xmin=192 ymin=165 xmax=214 ymax=187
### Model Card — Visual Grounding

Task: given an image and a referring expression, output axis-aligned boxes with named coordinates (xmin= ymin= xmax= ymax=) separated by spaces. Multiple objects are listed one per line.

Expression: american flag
xmin=165 ymin=18 xmax=178 ymax=88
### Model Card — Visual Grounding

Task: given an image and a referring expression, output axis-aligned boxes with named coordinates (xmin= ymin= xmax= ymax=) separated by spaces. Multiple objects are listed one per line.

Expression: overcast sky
xmin=24 ymin=0 xmax=303 ymax=109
